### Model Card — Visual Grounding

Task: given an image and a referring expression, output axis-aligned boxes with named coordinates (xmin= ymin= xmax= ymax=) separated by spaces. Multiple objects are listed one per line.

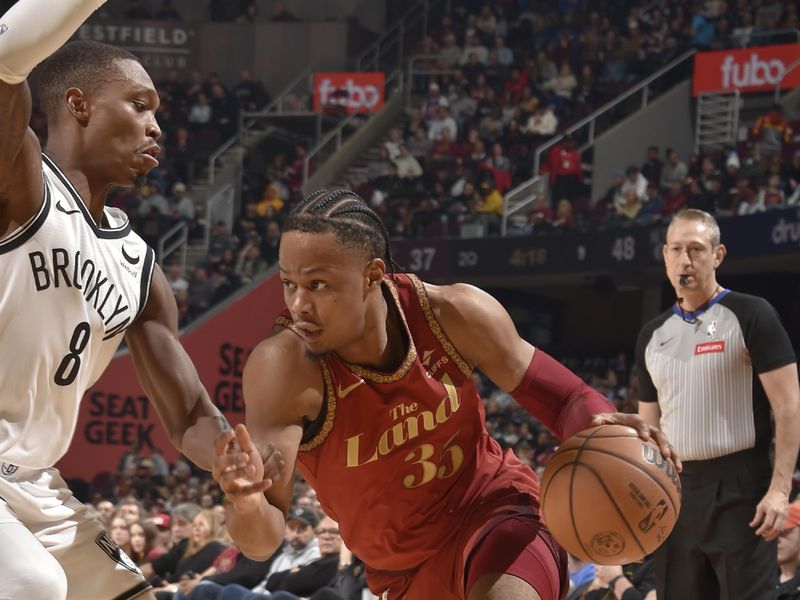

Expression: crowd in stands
xmin=172 ymin=0 xmax=799 ymax=326
xmin=25 ymin=0 xmax=800 ymax=328
xmin=592 ymin=110 xmax=800 ymax=232
xmin=347 ymin=0 xmax=800 ymax=238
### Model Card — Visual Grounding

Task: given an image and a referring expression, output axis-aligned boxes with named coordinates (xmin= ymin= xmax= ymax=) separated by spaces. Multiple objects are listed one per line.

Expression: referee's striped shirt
xmin=636 ymin=290 xmax=796 ymax=462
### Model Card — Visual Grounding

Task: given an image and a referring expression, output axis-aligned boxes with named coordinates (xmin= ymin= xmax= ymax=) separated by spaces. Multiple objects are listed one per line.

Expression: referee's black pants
xmin=655 ymin=448 xmax=777 ymax=600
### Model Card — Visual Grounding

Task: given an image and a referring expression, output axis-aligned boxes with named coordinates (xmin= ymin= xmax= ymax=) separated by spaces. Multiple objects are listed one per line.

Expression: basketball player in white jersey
xmin=0 ymin=1 xmax=283 ymax=598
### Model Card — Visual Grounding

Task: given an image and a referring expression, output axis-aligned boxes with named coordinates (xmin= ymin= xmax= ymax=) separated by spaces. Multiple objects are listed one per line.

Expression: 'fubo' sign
xmin=313 ymin=72 xmax=386 ymax=114
xmin=693 ymin=43 xmax=800 ymax=95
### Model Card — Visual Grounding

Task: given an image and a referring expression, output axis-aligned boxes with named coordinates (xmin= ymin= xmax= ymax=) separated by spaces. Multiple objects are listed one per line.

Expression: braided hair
xmin=282 ymin=189 xmax=395 ymax=271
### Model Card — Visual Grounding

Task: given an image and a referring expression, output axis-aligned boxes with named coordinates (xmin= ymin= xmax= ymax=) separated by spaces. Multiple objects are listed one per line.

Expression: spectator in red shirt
xmin=543 ymin=136 xmax=583 ymax=206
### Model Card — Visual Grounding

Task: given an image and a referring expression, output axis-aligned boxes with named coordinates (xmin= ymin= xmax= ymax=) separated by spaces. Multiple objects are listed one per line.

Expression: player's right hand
xmin=212 ymin=424 xmax=282 ymax=513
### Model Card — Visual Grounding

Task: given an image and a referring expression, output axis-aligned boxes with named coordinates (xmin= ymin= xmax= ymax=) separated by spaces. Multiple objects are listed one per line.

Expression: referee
xmin=635 ymin=209 xmax=800 ymax=600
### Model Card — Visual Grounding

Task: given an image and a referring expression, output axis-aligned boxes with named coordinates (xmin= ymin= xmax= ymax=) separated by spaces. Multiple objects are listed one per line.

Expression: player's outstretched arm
xmin=215 ymin=330 xmax=323 ymax=561
xmin=0 ymin=0 xmax=107 ymax=221
xmin=126 ymin=265 xmax=230 ymax=471
xmin=429 ymin=282 xmax=679 ymax=467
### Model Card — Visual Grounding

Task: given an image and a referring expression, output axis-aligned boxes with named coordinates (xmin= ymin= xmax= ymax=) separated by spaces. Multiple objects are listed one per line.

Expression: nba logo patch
xmin=706 ymin=320 xmax=717 ymax=338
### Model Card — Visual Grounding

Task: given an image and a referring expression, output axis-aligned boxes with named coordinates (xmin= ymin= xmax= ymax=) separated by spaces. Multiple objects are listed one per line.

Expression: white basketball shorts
xmin=0 ymin=462 xmax=150 ymax=599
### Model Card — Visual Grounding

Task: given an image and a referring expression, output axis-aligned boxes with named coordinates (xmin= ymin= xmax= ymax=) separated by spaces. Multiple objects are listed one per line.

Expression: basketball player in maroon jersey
xmin=212 ymin=190 xmax=679 ymax=600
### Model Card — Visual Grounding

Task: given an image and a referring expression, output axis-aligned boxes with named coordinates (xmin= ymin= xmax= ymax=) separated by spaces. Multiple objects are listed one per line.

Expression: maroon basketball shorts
xmin=366 ymin=505 xmax=568 ymax=600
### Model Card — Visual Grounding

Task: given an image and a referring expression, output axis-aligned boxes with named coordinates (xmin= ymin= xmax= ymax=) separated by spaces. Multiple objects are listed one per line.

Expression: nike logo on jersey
xmin=337 ymin=379 xmax=365 ymax=399
xmin=658 ymin=337 xmax=674 ymax=348
xmin=121 ymin=245 xmax=140 ymax=265
xmin=55 ymin=200 xmax=80 ymax=215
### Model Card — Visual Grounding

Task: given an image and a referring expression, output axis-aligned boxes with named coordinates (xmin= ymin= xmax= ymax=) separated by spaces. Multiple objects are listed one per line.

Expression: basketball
xmin=540 ymin=424 xmax=681 ymax=565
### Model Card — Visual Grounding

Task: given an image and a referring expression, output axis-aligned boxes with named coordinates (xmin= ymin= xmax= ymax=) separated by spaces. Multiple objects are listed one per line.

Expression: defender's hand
xmin=212 ymin=424 xmax=281 ymax=512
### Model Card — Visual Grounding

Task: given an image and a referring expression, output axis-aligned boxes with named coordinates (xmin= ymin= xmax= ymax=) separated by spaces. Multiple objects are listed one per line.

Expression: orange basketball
xmin=540 ymin=424 xmax=681 ymax=565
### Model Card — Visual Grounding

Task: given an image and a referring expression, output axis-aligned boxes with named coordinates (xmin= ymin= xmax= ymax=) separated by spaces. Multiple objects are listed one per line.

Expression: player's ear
xmin=364 ymin=258 xmax=386 ymax=290
xmin=65 ymin=87 xmax=90 ymax=125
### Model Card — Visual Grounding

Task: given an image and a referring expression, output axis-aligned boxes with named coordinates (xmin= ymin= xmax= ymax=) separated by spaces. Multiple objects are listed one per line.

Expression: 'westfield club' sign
xmin=692 ymin=43 xmax=800 ymax=95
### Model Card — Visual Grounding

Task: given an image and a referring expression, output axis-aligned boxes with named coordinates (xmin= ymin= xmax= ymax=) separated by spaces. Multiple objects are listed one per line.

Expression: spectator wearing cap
xmin=255 ymin=515 xmax=343 ymax=600
xmin=778 ymin=503 xmax=800 ymax=600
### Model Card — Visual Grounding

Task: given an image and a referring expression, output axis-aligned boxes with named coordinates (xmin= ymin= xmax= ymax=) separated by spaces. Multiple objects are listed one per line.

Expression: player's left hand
xmin=750 ymin=488 xmax=788 ymax=540
xmin=590 ymin=412 xmax=682 ymax=472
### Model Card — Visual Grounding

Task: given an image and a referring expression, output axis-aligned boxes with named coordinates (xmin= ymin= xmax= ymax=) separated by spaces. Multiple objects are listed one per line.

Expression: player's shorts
xmin=365 ymin=502 xmax=568 ymax=600
xmin=0 ymin=462 xmax=150 ymax=600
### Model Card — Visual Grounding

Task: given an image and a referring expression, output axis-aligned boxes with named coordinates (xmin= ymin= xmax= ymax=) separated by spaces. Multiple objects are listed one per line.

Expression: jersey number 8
xmin=54 ymin=322 xmax=91 ymax=386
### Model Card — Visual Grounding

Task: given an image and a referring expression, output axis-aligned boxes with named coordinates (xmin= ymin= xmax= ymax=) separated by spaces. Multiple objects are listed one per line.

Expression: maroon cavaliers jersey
xmin=276 ymin=274 xmax=540 ymax=571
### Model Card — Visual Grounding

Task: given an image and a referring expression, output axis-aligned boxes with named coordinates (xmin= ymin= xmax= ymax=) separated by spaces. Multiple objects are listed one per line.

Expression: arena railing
xmin=355 ymin=0 xmax=450 ymax=73
xmin=500 ymin=48 xmax=697 ymax=236
xmin=157 ymin=220 xmax=188 ymax=274
xmin=775 ymin=57 xmax=800 ymax=103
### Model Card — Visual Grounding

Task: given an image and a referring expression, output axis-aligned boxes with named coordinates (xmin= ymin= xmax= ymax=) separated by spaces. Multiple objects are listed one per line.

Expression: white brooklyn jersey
xmin=0 ymin=154 xmax=155 ymax=469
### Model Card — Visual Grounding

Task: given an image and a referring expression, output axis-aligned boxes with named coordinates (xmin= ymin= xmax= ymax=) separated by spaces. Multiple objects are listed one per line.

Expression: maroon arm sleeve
xmin=509 ymin=349 xmax=615 ymax=440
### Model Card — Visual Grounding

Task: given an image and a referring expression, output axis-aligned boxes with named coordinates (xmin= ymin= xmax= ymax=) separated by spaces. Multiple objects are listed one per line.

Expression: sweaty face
xmin=279 ymin=231 xmax=374 ymax=357
xmin=82 ymin=59 xmax=161 ymax=187
xmin=662 ymin=219 xmax=722 ymax=292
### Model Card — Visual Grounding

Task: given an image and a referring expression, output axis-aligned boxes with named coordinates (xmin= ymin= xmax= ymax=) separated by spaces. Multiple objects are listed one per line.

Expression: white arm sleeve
xmin=0 ymin=0 xmax=107 ymax=84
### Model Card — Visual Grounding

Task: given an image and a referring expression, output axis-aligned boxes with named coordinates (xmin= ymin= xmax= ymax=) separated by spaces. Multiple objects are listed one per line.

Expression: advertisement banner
xmin=57 ymin=273 xmax=284 ymax=481
xmin=692 ymin=43 xmax=800 ymax=95
xmin=312 ymin=71 xmax=385 ymax=114
xmin=74 ymin=20 xmax=198 ymax=77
